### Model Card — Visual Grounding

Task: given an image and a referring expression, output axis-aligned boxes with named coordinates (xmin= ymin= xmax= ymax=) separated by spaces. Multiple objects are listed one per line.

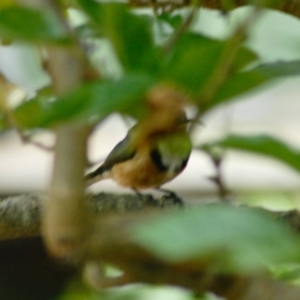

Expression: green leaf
xmin=255 ymin=60 xmax=300 ymax=77
xmin=249 ymin=0 xmax=282 ymax=6
xmin=157 ymin=13 xmax=184 ymax=29
xmin=14 ymin=74 xmax=155 ymax=128
xmin=163 ymin=33 xmax=257 ymax=94
xmin=271 ymin=263 xmax=300 ymax=283
xmin=208 ymin=60 xmax=300 ymax=110
xmin=132 ymin=205 xmax=300 ymax=272
xmin=211 ymin=70 xmax=267 ymax=107
xmin=163 ymin=33 xmax=223 ymax=93
xmin=233 ymin=47 xmax=258 ymax=71
xmin=202 ymin=134 xmax=300 ymax=174
xmin=75 ymin=0 xmax=102 ymax=25
xmin=77 ymin=2 xmax=159 ymax=73
xmin=219 ymin=0 xmax=237 ymax=11
xmin=85 ymin=73 xmax=155 ymax=120
xmin=0 ymin=6 xmax=68 ymax=42
xmin=0 ymin=0 xmax=14 ymax=10
xmin=14 ymin=95 xmax=54 ymax=128
xmin=0 ymin=114 xmax=7 ymax=131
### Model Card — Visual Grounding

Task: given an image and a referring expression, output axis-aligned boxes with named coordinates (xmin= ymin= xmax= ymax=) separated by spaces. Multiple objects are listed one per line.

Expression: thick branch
xmin=0 ymin=192 xmax=175 ymax=239
xmin=1 ymin=193 xmax=300 ymax=299
xmin=1 ymin=192 xmax=300 ymax=239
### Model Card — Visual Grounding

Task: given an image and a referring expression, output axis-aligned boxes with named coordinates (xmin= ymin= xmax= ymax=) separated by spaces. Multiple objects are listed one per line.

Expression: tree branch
xmin=129 ymin=0 xmax=300 ymax=19
xmin=0 ymin=192 xmax=177 ymax=240
xmin=1 ymin=192 xmax=300 ymax=299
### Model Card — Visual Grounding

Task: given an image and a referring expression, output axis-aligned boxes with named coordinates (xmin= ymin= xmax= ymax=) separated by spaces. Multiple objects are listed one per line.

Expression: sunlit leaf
xmin=0 ymin=6 xmax=68 ymax=42
xmin=132 ymin=205 xmax=300 ymax=272
xmin=0 ymin=0 xmax=14 ymax=9
xmin=201 ymin=134 xmax=300 ymax=174
xmin=271 ymin=263 xmax=300 ymax=283
xmin=14 ymin=74 xmax=156 ymax=128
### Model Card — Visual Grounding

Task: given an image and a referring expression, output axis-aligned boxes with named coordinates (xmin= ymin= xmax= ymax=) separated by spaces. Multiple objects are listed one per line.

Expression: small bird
xmin=85 ymin=113 xmax=192 ymax=202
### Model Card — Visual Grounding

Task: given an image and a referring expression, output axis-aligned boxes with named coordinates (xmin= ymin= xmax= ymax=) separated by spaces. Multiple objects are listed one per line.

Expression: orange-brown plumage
xmin=85 ymin=85 xmax=192 ymax=192
xmin=110 ymin=142 xmax=185 ymax=189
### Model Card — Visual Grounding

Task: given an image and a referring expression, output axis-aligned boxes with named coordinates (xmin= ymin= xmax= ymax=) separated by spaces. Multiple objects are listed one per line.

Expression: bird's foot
xmin=132 ymin=188 xmax=157 ymax=205
xmin=158 ymin=188 xmax=185 ymax=207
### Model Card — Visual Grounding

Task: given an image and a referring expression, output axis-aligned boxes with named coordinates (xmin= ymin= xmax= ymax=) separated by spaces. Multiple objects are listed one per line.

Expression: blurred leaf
xmin=14 ymin=95 xmax=54 ymax=129
xmin=85 ymin=73 xmax=155 ymax=120
xmin=163 ymin=33 xmax=223 ymax=93
xmin=0 ymin=114 xmax=7 ymax=131
xmin=75 ymin=0 xmax=102 ymax=26
xmin=157 ymin=13 xmax=183 ymax=28
xmin=220 ymin=0 xmax=237 ymax=11
xmin=132 ymin=205 xmax=300 ymax=272
xmin=202 ymin=134 xmax=300 ymax=174
xmin=59 ymin=278 xmax=97 ymax=300
xmin=210 ymin=70 xmax=267 ymax=107
xmin=77 ymin=2 xmax=159 ymax=73
xmin=255 ymin=60 xmax=300 ymax=77
xmin=271 ymin=263 xmax=300 ymax=283
xmin=241 ymin=192 xmax=298 ymax=211
xmin=60 ymin=277 xmax=158 ymax=300
xmin=0 ymin=6 xmax=68 ymax=42
xmin=14 ymin=74 xmax=155 ymax=128
xmin=207 ymin=60 xmax=300 ymax=111
xmin=233 ymin=47 xmax=258 ymax=70
xmin=0 ymin=0 xmax=14 ymax=9
xmin=249 ymin=0 xmax=283 ymax=6
xmin=163 ymin=33 xmax=257 ymax=93
xmin=220 ymin=0 xmax=282 ymax=12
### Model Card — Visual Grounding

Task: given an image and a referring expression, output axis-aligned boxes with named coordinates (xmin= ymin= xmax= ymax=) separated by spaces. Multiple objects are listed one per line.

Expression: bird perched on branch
xmin=85 ymin=84 xmax=192 ymax=204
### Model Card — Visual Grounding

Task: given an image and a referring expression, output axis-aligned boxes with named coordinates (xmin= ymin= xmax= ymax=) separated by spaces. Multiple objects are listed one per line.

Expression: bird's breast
xmin=110 ymin=152 xmax=181 ymax=189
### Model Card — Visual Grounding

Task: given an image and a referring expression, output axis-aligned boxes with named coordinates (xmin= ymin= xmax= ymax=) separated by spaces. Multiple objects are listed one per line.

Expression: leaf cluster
xmin=1 ymin=2 xmax=298 ymax=130
xmin=1 ymin=0 xmax=300 ymax=286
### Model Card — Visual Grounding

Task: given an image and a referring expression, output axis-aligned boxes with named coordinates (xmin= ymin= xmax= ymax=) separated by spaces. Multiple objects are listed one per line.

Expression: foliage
xmin=201 ymin=134 xmax=300 ymax=174
xmin=1 ymin=0 xmax=300 ymax=298
xmin=13 ymin=74 xmax=155 ymax=128
xmin=133 ymin=204 xmax=300 ymax=273
xmin=0 ymin=6 xmax=68 ymax=43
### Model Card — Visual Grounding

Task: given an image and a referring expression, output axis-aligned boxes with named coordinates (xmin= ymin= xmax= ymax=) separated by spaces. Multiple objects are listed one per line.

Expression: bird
xmin=85 ymin=112 xmax=192 ymax=203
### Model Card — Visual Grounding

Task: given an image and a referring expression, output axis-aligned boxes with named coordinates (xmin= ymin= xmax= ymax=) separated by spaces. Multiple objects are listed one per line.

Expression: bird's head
xmin=142 ymin=84 xmax=187 ymax=133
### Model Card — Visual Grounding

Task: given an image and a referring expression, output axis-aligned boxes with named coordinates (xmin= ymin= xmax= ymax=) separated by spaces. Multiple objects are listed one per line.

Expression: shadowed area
xmin=0 ymin=237 xmax=74 ymax=300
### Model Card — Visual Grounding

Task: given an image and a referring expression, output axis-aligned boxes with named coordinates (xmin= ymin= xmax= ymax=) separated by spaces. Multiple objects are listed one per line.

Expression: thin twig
xmin=206 ymin=151 xmax=231 ymax=201
xmin=189 ymin=5 xmax=262 ymax=134
xmin=163 ymin=5 xmax=198 ymax=54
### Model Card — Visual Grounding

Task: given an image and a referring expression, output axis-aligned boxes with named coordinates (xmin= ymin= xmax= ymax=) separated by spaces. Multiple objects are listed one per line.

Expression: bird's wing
xmin=85 ymin=129 xmax=136 ymax=182
xmin=101 ymin=135 xmax=136 ymax=171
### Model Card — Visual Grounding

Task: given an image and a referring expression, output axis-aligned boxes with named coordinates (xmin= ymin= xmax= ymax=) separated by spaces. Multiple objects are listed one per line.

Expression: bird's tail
xmin=84 ymin=166 xmax=107 ymax=187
